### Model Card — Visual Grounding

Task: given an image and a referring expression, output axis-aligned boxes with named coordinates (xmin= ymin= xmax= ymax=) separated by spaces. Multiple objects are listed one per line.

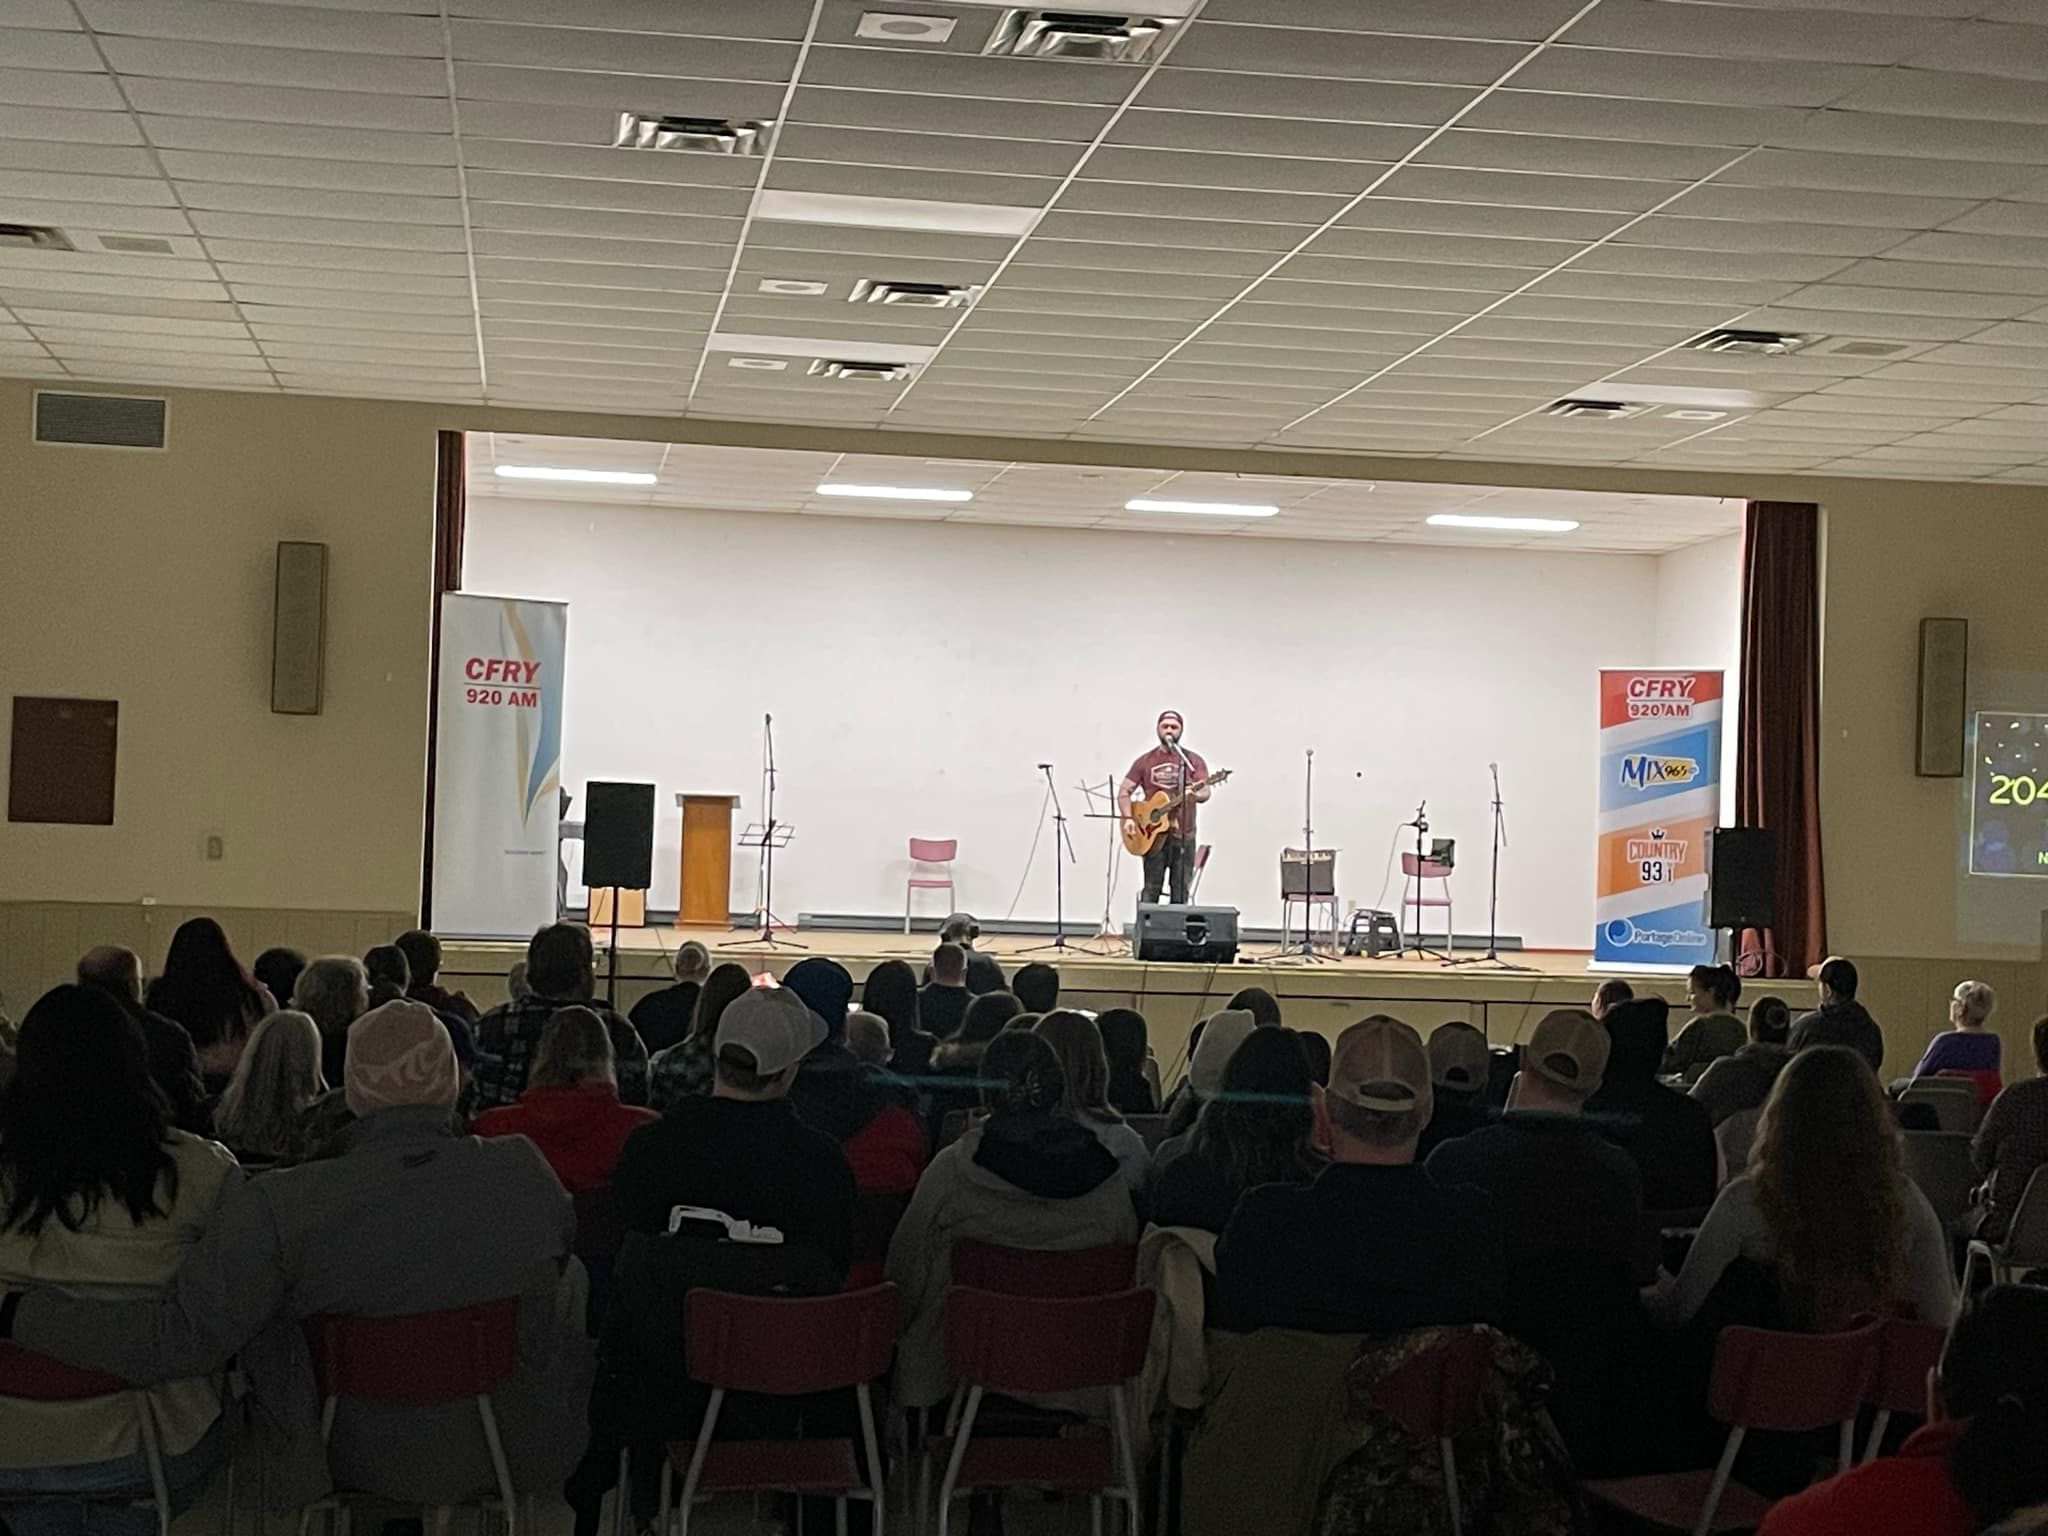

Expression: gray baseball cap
xmin=714 ymin=986 xmax=826 ymax=1076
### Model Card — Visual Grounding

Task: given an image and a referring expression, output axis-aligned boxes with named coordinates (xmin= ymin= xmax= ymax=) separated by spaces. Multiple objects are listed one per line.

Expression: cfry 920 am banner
xmin=1595 ymin=668 xmax=1722 ymax=970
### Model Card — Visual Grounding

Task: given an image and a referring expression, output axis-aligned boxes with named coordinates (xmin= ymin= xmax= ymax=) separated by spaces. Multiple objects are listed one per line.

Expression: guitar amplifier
xmin=1135 ymin=904 xmax=1240 ymax=963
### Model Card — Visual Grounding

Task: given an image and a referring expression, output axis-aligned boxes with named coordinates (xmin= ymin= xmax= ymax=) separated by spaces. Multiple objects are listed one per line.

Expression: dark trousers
xmin=1142 ymin=833 xmax=1193 ymax=906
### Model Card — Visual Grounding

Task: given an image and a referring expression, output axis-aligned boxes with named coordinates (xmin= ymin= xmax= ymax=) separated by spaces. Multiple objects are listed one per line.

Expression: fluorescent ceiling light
xmin=755 ymin=188 xmax=1040 ymax=237
xmin=1125 ymin=497 xmax=1279 ymax=518
xmin=817 ymin=483 xmax=973 ymax=503
xmin=1426 ymin=513 xmax=1579 ymax=533
xmin=706 ymin=333 xmax=936 ymax=365
xmin=495 ymin=465 xmax=657 ymax=486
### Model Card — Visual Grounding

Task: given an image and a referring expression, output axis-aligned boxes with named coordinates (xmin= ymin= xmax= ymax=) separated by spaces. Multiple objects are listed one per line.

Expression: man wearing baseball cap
xmin=1417 ymin=1020 xmax=1495 ymax=1157
xmin=1118 ymin=709 xmax=1214 ymax=908
xmin=1427 ymin=1010 xmax=1645 ymax=1465
xmin=1215 ymin=1015 xmax=1503 ymax=1335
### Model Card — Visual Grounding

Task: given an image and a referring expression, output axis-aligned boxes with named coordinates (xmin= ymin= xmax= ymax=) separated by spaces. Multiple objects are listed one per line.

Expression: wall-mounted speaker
xmin=1916 ymin=617 xmax=1968 ymax=778
xmin=270 ymin=541 xmax=328 ymax=716
xmin=1706 ymin=827 xmax=1775 ymax=931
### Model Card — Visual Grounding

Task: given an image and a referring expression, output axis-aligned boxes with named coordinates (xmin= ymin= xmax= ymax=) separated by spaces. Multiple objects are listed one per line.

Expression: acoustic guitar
xmin=1122 ymin=768 xmax=1232 ymax=856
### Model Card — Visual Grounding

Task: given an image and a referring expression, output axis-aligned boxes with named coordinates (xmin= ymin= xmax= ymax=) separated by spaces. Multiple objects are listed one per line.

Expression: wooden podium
xmin=677 ymin=792 xmax=741 ymax=926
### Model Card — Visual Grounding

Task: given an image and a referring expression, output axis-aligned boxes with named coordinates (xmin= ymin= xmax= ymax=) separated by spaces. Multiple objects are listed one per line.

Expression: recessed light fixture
xmin=1426 ymin=513 xmax=1579 ymax=533
xmin=758 ymin=278 xmax=830 ymax=296
xmin=495 ymin=465 xmax=657 ymax=486
xmin=1125 ymin=497 xmax=1280 ymax=518
xmin=817 ymin=483 xmax=974 ymax=503
xmin=726 ymin=357 xmax=789 ymax=371
xmin=857 ymin=11 xmax=957 ymax=42
xmin=756 ymin=189 xmax=1040 ymax=237
xmin=1666 ymin=409 xmax=1727 ymax=422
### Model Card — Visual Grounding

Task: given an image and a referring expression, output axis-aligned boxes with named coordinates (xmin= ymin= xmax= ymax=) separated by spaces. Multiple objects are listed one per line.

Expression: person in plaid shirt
xmin=646 ymin=962 xmax=753 ymax=1110
xmin=472 ymin=923 xmax=648 ymax=1109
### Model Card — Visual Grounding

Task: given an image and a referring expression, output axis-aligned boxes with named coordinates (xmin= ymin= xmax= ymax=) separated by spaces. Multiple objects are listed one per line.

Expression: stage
xmin=439 ymin=921 xmax=1687 ymax=1072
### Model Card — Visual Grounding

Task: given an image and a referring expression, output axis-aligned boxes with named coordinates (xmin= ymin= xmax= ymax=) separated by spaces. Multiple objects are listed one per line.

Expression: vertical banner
xmin=432 ymin=593 xmax=567 ymax=938
xmin=1595 ymin=668 xmax=1722 ymax=969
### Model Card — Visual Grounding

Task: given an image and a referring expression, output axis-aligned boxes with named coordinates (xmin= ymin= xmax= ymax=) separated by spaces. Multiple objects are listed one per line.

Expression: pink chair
xmin=905 ymin=838 xmax=959 ymax=933
xmin=1360 ymin=1332 xmax=1493 ymax=1536
xmin=1862 ymin=1318 xmax=1946 ymax=1462
xmin=952 ymin=1241 xmax=1138 ymax=1299
xmin=1401 ymin=852 xmax=1454 ymax=955
xmin=0 ymin=1343 xmax=172 ymax=1536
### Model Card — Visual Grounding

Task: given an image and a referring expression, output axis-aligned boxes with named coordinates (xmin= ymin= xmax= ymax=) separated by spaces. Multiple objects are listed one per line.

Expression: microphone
xmin=1489 ymin=762 xmax=1497 ymax=773
xmin=1037 ymin=762 xmax=1052 ymax=770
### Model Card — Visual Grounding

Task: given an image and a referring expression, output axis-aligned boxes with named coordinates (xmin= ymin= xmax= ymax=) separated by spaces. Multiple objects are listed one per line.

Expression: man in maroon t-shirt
xmin=1120 ymin=709 xmax=1211 ymax=907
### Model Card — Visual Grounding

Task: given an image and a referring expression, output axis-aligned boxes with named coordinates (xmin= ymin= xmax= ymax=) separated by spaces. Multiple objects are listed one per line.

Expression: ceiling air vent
xmin=611 ymin=113 xmax=771 ymax=155
xmin=96 ymin=234 xmax=178 ymax=255
xmin=1814 ymin=338 xmax=1911 ymax=359
xmin=809 ymin=359 xmax=913 ymax=382
xmin=34 ymin=391 xmax=168 ymax=450
xmin=985 ymin=10 xmax=1174 ymax=62
xmin=1545 ymin=398 xmax=1642 ymax=420
xmin=0 ymin=223 xmax=72 ymax=251
xmin=1686 ymin=328 xmax=1808 ymax=356
xmin=849 ymin=278 xmax=979 ymax=308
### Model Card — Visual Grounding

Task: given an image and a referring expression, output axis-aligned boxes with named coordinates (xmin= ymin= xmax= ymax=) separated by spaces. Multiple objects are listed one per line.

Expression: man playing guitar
xmin=1120 ymin=709 xmax=1212 ymax=907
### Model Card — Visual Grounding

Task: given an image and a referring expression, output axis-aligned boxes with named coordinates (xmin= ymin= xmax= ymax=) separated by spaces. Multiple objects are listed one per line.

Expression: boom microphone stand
xmin=1274 ymin=747 xmax=1337 ymax=964
xmin=1398 ymin=800 xmax=1445 ymax=961
xmin=1449 ymin=761 xmax=1534 ymax=971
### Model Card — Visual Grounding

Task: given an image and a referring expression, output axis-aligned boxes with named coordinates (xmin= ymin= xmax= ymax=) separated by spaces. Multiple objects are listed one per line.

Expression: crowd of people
xmin=2 ymin=917 xmax=2047 ymax=1536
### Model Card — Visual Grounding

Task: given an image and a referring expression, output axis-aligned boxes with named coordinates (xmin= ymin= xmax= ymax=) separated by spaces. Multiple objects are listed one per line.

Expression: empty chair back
xmin=684 ymin=1284 xmax=901 ymax=1396
xmin=1902 ymin=1131 xmax=1978 ymax=1229
xmin=0 ymin=1341 xmax=130 ymax=1401
xmin=909 ymin=839 xmax=958 ymax=865
xmin=945 ymin=1287 xmax=1155 ymax=1397
xmin=1901 ymin=1078 xmax=1977 ymax=1134
xmin=304 ymin=1297 xmax=521 ymax=1407
xmin=952 ymin=1240 xmax=1137 ymax=1297
xmin=1360 ymin=1331 xmax=1491 ymax=1442
xmin=1707 ymin=1324 xmax=1882 ymax=1433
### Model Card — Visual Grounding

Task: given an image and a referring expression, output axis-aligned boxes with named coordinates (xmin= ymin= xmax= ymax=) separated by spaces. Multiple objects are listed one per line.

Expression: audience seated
xmin=1912 ymin=979 xmax=2001 ymax=1081
xmin=1417 ymin=1020 xmax=1492 ymax=1156
xmin=1757 ymin=1286 xmax=2048 ymax=1536
xmin=473 ymin=923 xmax=648 ymax=1109
xmin=506 ymin=958 xmax=531 ymax=1000
xmin=1692 ymin=995 xmax=1793 ymax=1126
xmin=917 ymin=941 xmax=972 ymax=1043
xmin=1226 ymin=985 xmax=1283 ymax=1028
xmin=860 ymin=958 xmax=934 ymax=1077
xmin=647 ymin=960 xmax=750 ymax=1109
xmin=1663 ymin=964 xmax=1746 ymax=1084
xmin=473 ymin=1006 xmax=655 ymax=1192
xmin=1425 ymin=1009 xmax=1644 ymax=1463
xmin=75 ymin=946 xmax=210 ymax=1136
xmin=1150 ymin=1026 xmax=1316 ymax=1234
xmin=1098 ymin=1007 xmax=1160 ymax=1115
xmin=1295 ymin=1027 xmax=1331 ymax=1087
xmin=626 ymin=939 xmax=708 ymax=1055
xmin=394 ymin=928 xmax=479 ymax=1024
xmin=1789 ymin=955 xmax=1885 ymax=1075
xmin=1214 ymin=1016 xmax=1503 ymax=1334
xmin=8 ymin=999 xmax=592 ymax=1511
xmin=930 ymin=988 xmax=1021 ymax=1078
xmin=212 ymin=1010 xmax=328 ymax=1166
xmin=361 ymin=944 xmax=411 ymax=1007
xmin=887 ymin=1029 xmax=1138 ymax=1408
xmin=844 ymin=1010 xmax=892 ymax=1067
xmin=1162 ymin=1008 xmax=1257 ymax=1137
xmin=1590 ymin=978 xmax=1634 ymax=1019
xmin=1035 ymin=1010 xmax=1148 ymax=1191
xmin=0 ymin=985 xmax=238 ymax=1536
xmin=782 ymin=959 xmax=925 ymax=1195
xmin=145 ymin=916 xmax=275 ymax=1094
xmin=1971 ymin=1015 xmax=2048 ymax=1241
xmin=251 ymin=947 xmax=307 ymax=1017
xmin=292 ymin=955 xmax=369 ymax=1088
xmin=938 ymin=913 xmax=1006 ymax=995
xmin=1585 ymin=994 xmax=1719 ymax=1212
xmin=1011 ymin=960 xmax=1060 ymax=1015
xmin=1647 ymin=1046 xmax=1956 ymax=1333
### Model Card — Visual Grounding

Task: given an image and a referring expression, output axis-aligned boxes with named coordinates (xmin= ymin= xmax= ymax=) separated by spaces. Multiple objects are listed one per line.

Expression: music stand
xmin=731 ymin=713 xmax=805 ymax=950
xmin=1075 ymin=777 xmax=1129 ymax=953
xmin=1022 ymin=763 xmax=1102 ymax=955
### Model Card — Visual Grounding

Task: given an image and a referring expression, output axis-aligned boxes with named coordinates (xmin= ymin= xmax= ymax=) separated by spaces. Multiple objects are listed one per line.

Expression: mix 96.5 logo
xmin=1618 ymin=754 xmax=1699 ymax=790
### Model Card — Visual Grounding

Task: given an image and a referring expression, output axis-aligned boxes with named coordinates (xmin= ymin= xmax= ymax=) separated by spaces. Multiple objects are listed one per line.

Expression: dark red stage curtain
xmin=1736 ymin=500 xmax=1826 ymax=978
xmin=421 ymin=430 xmax=466 ymax=924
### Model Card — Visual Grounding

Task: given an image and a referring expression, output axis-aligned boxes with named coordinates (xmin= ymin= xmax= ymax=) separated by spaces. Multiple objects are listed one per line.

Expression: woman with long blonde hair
xmin=1650 ymin=1045 xmax=1955 ymax=1331
xmin=213 ymin=1010 xmax=327 ymax=1165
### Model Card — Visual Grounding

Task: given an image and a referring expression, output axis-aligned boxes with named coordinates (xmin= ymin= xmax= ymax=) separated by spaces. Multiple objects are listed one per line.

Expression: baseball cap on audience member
xmin=715 ymin=986 xmax=826 ymax=1076
xmin=1522 ymin=1009 xmax=1610 ymax=1096
xmin=1188 ymin=1009 xmax=1256 ymax=1096
xmin=344 ymin=999 xmax=459 ymax=1118
xmin=1328 ymin=1015 xmax=1433 ymax=1117
xmin=1427 ymin=1021 xmax=1490 ymax=1093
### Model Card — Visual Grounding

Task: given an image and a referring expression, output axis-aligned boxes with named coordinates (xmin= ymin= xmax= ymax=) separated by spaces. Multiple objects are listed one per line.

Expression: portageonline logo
xmin=1627 ymin=676 xmax=1697 ymax=719
xmin=1604 ymin=918 xmax=1710 ymax=949
xmin=1619 ymin=754 xmax=1699 ymax=790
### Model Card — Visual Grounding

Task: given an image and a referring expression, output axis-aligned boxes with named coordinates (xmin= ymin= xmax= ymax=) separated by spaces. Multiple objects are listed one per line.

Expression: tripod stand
xmin=1397 ymin=801 xmax=1446 ymax=961
xmin=1273 ymin=747 xmax=1337 ymax=964
xmin=1446 ymin=762 xmax=1533 ymax=971
xmin=1022 ymin=763 xmax=1088 ymax=954
xmin=732 ymin=712 xmax=805 ymax=950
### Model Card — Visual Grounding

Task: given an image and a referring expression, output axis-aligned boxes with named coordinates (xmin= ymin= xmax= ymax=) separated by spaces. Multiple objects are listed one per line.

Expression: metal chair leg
xmin=1440 ymin=1438 xmax=1461 ymax=1536
xmin=675 ymin=1386 xmax=724 ymax=1536
xmin=1110 ymin=1387 xmax=1143 ymax=1536
xmin=1863 ymin=1407 xmax=1893 ymax=1465
xmin=1693 ymin=1427 xmax=1747 ymax=1536
xmin=475 ymin=1396 xmax=516 ymax=1536
xmin=934 ymin=1388 xmax=982 ymax=1536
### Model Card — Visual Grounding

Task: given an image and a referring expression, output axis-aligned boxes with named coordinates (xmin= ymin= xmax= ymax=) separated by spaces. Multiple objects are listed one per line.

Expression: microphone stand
xmin=1274 ymin=746 xmax=1336 ymax=964
xmin=1456 ymin=762 xmax=1534 ymax=971
xmin=1021 ymin=763 xmax=1081 ymax=954
xmin=732 ymin=712 xmax=805 ymax=951
xmin=1398 ymin=800 xmax=1445 ymax=961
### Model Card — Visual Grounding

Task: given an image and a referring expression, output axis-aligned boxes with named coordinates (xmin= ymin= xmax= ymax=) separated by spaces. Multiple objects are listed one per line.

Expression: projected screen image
xmin=1970 ymin=711 xmax=2048 ymax=877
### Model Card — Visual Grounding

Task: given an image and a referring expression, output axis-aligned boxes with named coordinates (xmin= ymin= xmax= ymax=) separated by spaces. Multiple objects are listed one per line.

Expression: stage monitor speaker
xmin=1134 ymin=903 xmax=1239 ymax=963
xmin=1281 ymin=847 xmax=1336 ymax=898
xmin=583 ymin=781 xmax=656 ymax=893
xmin=1916 ymin=616 xmax=1968 ymax=778
xmin=270 ymin=541 xmax=328 ymax=716
xmin=1706 ymin=827 xmax=1774 ymax=931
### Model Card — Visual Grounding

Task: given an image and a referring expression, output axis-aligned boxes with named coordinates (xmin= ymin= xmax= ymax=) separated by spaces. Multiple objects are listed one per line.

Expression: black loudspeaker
xmin=1706 ymin=827 xmax=1774 ymax=930
xmin=1916 ymin=617 xmax=1968 ymax=778
xmin=1134 ymin=903 xmax=1240 ymax=963
xmin=583 ymin=781 xmax=656 ymax=891
xmin=270 ymin=541 xmax=328 ymax=715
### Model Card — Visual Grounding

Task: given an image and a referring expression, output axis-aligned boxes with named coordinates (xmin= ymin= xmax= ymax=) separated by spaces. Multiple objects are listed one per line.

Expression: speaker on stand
xmin=1705 ymin=826 xmax=1775 ymax=974
xmin=583 ymin=781 xmax=656 ymax=1006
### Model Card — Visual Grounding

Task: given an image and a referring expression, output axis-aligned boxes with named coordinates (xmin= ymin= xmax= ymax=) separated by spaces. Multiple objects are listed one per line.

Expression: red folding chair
xmin=655 ymin=1284 xmax=900 ymax=1536
xmin=299 ymin=1297 xmax=523 ymax=1536
xmin=0 ymin=1342 xmax=172 ymax=1536
xmin=1863 ymin=1318 xmax=1947 ymax=1463
xmin=928 ymin=1287 xmax=1155 ymax=1536
xmin=1585 ymin=1322 xmax=1881 ymax=1535
xmin=905 ymin=839 xmax=959 ymax=933
xmin=951 ymin=1242 xmax=1136 ymax=1298
xmin=1359 ymin=1332 xmax=1493 ymax=1536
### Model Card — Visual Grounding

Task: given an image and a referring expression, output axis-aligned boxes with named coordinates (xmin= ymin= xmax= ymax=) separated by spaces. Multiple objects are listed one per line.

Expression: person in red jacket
xmin=472 ymin=1005 xmax=654 ymax=1191
xmin=1759 ymin=1285 xmax=2048 ymax=1536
